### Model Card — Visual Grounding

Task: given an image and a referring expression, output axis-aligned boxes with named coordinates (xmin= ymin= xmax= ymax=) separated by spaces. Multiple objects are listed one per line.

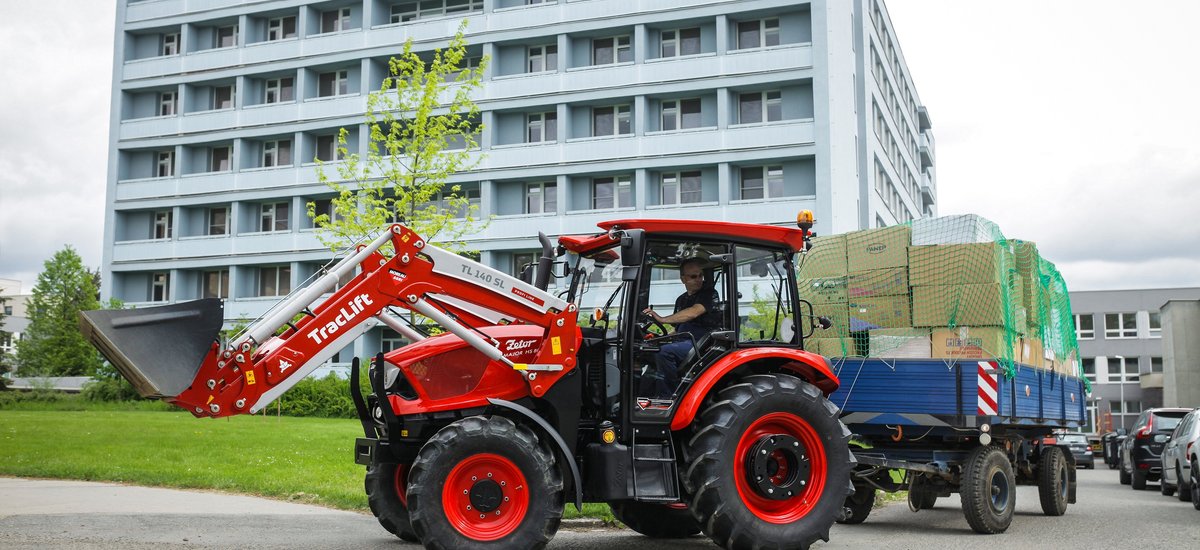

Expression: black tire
xmin=836 ymin=485 xmax=875 ymax=525
xmin=365 ymin=461 xmax=419 ymax=542
xmin=1177 ymin=464 xmax=1192 ymax=502
xmin=1132 ymin=467 xmax=1147 ymax=490
xmin=1162 ymin=468 xmax=1177 ymax=497
xmin=959 ymin=445 xmax=1015 ymax=534
xmin=407 ymin=416 xmax=563 ymax=550
xmin=1119 ymin=460 xmax=1131 ymax=485
xmin=609 ymin=500 xmax=701 ymax=538
xmin=1037 ymin=447 xmax=1069 ymax=516
xmin=909 ymin=485 xmax=938 ymax=511
xmin=685 ymin=374 xmax=854 ymax=550
xmin=1191 ymin=460 xmax=1200 ymax=510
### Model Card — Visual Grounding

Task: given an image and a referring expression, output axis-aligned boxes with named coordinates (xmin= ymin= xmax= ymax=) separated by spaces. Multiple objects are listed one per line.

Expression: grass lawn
xmin=0 ymin=409 xmax=613 ymax=520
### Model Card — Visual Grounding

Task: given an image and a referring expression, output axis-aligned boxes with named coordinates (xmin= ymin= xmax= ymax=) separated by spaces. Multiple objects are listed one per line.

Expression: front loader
xmin=82 ymin=217 xmax=854 ymax=550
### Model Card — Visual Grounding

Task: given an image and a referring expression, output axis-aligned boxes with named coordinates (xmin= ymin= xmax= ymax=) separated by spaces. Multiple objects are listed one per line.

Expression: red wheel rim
xmin=442 ymin=453 xmax=529 ymax=541
xmin=734 ymin=412 xmax=827 ymax=523
xmin=393 ymin=464 xmax=409 ymax=508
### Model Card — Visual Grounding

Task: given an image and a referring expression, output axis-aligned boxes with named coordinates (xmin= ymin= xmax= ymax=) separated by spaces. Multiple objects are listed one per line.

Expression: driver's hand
xmin=642 ymin=308 xmax=661 ymax=322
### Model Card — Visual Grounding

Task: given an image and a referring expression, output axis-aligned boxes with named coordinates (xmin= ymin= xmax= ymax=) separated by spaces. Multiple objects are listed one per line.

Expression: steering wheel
xmin=638 ymin=313 xmax=671 ymax=337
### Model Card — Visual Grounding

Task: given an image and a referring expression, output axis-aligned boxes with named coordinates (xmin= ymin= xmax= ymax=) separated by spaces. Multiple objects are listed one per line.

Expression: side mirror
xmin=620 ymin=229 xmax=646 ymax=267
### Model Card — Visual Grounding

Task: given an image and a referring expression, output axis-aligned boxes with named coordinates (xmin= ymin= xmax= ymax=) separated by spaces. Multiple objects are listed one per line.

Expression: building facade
xmin=103 ymin=0 xmax=936 ymax=361
xmin=0 ymin=279 xmax=29 ymax=368
xmin=1070 ymin=287 xmax=1200 ymax=433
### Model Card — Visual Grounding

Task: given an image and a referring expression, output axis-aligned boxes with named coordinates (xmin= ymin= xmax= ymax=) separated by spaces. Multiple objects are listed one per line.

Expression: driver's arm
xmin=646 ymin=303 xmax=705 ymax=325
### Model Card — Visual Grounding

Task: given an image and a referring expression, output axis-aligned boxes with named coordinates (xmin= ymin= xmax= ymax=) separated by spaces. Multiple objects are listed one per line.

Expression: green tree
xmin=310 ymin=21 xmax=488 ymax=253
xmin=15 ymin=246 xmax=104 ymax=376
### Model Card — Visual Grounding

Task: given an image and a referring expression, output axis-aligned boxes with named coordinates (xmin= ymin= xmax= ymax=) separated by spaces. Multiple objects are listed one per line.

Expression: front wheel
xmin=1177 ymin=464 xmax=1192 ymax=502
xmin=365 ymin=462 xmax=419 ymax=542
xmin=836 ymin=484 xmax=875 ymax=525
xmin=609 ymin=500 xmax=701 ymax=538
xmin=1191 ymin=460 xmax=1200 ymax=510
xmin=1037 ymin=447 xmax=1069 ymax=516
xmin=407 ymin=416 xmax=564 ymax=550
xmin=685 ymin=374 xmax=854 ymax=550
xmin=1132 ymin=467 xmax=1147 ymax=490
xmin=1119 ymin=459 xmax=1131 ymax=485
xmin=959 ymin=445 xmax=1015 ymax=534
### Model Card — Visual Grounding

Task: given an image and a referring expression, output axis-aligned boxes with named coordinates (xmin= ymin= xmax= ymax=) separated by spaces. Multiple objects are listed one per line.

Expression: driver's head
xmin=679 ymin=258 xmax=705 ymax=294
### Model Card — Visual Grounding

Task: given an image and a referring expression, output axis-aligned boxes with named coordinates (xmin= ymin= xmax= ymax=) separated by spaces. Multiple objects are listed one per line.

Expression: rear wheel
xmin=1037 ymin=447 xmax=1068 ymax=516
xmin=685 ymin=374 xmax=853 ymax=550
xmin=408 ymin=416 xmax=563 ymax=550
xmin=837 ymin=484 xmax=875 ymax=525
xmin=365 ymin=462 xmax=419 ymax=542
xmin=1118 ymin=459 xmax=1131 ymax=485
xmin=1162 ymin=466 xmax=1177 ymax=496
xmin=1132 ymin=466 xmax=1147 ymax=490
xmin=959 ymin=445 xmax=1015 ymax=534
xmin=1177 ymin=464 xmax=1192 ymax=502
xmin=609 ymin=500 xmax=701 ymax=538
xmin=1191 ymin=460 xmax=1200 ymax=510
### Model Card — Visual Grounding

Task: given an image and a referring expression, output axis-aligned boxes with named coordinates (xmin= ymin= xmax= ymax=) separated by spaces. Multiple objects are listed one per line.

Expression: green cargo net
xmin=797 ymin=214 xmax=1085 ymax=386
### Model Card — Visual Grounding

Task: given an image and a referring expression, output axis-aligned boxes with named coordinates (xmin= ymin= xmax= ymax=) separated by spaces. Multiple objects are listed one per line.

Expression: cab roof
xmin=558 ymin=218 xmax=808 ymax=255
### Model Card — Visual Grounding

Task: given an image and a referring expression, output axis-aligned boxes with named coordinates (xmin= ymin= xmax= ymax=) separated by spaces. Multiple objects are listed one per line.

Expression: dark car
xmin=1058 ymin=432 xmax=1095 ymax=469
xmin=1120 ymin=408 xmax=1192 ymax=490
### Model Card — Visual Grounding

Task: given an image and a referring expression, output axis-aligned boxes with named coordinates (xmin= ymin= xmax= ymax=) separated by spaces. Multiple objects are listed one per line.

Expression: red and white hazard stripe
xmin=977 ymin=361 xmax=999 ymax=416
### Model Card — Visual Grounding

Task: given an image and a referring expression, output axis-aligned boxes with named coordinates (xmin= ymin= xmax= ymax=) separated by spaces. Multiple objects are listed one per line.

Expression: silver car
xmin=1161 ymin=408 xmax=1200 ymax=503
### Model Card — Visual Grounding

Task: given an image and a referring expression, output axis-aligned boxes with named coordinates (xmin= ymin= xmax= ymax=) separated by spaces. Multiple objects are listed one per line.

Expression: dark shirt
xmin=673 ymin=288 xmax=721 ymax=340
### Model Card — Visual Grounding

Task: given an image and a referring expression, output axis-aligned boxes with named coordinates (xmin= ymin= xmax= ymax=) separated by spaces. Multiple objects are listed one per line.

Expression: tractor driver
xmin=641 ymin=257 xmax=722 ymax=398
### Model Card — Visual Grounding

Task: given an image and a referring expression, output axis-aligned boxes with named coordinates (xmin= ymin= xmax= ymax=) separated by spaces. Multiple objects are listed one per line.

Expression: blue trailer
xmin=827 ymin=357 xmax=1088 ymax=533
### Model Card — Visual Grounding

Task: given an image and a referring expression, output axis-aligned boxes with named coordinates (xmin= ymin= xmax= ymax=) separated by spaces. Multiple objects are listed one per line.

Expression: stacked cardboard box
xmin=847 ymin=226 xmax=912 ymax=330
xmin=799 ymin=235 xmax=850 ymax=339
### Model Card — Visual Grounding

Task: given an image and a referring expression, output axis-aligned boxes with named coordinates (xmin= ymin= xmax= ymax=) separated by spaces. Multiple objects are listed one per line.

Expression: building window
xmin=203 ymin=270 xmax=230 ymax=299
xmin=390 ymin=0 xmax=482 ymax=23
xmin=258 ymin=266 xmax=291 ymax=297
xmin=512 ymin=252 xmax=536 ymax=278
xmin=525 ymin=182 xmax=556 ymax=214
xmin=527 ymin=112 xmax=557 ymax=143
xmin=318 ymin=70 xmax=349 ymax=97
xmin=527 ymin=44 xmax=557 ymax=73
xmin=151 ymin=272 xmax=170 ymax=302
xmin=309 ymin=198 xmax=340 ymax=225
xmin=1148 ymin=311 xmax=1161 ymax=337
xmin=209 ymin=146 xmax=232 ymax=172
xmin=1119 ymin=357 xmax=1140 ymax=382
xmin=213 ymin=85 xmax=235 ymax=110
xmin=1150 ymin=356 xmax=1163 ymax=373
xmin=736 ymin=18 xmax=780 ymax=49
xmin=260 ymin=202 xmax=290 ymax=232
xmin=592 ymin=105 xmax=631 ymax=137
xmin=1104 ymin=312 xmax=1137 ymax=339
xmin=267 ymin=16 xmax=296 ymax=41
xmin=262 ymin=140 xmax=292 ymax=167
xmin=264 ymin=77 xmax=294 ymax=104
xmin=738 ymin=90 xmax=782 ymax=124
xmin=592 ymin=35 xmax=632 ymax=65
xmin=592 ymin=176 xmax=631 ymax=210
xmin=661 ymin=171 xmax=702 ymax=205
xmin=1075 ymin=313 xmax=1094 ymax=340
xmin=315 ymin=135 xmax=339 ymax=161
xmin=207 ymin=207 xmax=229 ymax=235
xmin=661 ymin=98 xmax=702 ymax=131
xmin=740 ymin=165 xmax=783 ymax=200
xmin=321 ymin=7 xmax=351 ymax=33
xmin=158 ymin=91 xmax=177 ymax=116
xmin=1081 ymin=357 xmax=1095 ymax=383
xmin=161 ymin=33 xmax=180 ymax=56
xmin=153 ymin=210 xmax=172 ymax=240
xmin=661 ymin=27 xmax=701 ymax=58
xmin=156 ymin=150 xmax=174 ymax=178
xmin=215 ymin=25 xmax=238 ymax=48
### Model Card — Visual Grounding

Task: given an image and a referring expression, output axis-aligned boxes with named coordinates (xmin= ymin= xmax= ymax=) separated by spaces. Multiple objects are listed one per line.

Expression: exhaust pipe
xmin=79 ymin=299 xmax=225 ymax=399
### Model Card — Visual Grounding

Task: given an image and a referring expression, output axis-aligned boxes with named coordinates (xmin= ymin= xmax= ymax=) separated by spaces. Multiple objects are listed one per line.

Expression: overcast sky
xmin=0 ymin=1 xmax=1196 ymax=293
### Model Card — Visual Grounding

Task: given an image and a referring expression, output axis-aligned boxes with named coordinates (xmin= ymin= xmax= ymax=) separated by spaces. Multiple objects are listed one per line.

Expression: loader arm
xmin=83 ymin=224 xmax=579 ymax=418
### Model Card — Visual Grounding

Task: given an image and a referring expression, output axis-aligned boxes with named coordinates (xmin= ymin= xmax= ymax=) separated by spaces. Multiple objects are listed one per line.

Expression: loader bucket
xmin=79 ymin=299 xmax=224 ymax=399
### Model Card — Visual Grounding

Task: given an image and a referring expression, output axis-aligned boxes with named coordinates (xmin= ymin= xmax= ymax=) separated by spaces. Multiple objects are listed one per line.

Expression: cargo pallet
xmin=829 ymin=358 xmax=1087 ymax=532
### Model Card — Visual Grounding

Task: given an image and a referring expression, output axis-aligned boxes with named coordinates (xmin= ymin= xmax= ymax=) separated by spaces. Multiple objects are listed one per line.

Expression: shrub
xmin=81 ymin=377 xmax=141 ymax=402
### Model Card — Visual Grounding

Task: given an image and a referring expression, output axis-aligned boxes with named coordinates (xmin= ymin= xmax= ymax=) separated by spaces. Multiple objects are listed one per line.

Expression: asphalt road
xmin=2 ymin=468 xmax=1197 ymax=549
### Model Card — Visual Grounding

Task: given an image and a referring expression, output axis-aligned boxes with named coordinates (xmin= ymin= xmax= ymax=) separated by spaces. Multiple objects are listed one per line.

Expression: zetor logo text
xmin=307 ymin=294 xmax=374 ymax=345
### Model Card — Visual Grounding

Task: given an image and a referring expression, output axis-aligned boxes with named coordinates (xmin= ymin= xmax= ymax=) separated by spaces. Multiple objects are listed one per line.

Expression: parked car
xmin=1161 ymin=408 xmax=1200 ymax=501
xmin=1058 ymin=432 xmax=1095 ymax=469
xmin=1104 ymin=431 xmax=1126 ymax=470
xmin=1120 ymin=408 xmax=1192 ymax=490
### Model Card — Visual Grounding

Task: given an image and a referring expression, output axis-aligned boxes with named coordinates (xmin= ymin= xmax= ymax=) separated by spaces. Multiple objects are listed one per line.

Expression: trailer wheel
xmin=909 ymin=488 xmax=938 ymax=510
xmin=1037 ymin=447 xmax=1069 ymax=516
xmin=685 ymin=374 xmax=853 ymax=550
xmin=959 ymin=445 xmax=1015 ymax=534
xmin=609 ymin=500 xmax=701 ymax=538
xmin=365 ymin=462 xmax=419 ymax=542
xmin=408 ymin=416 xmax=563 ymax=550
xmin=836 ymin=484 xmax=875 ymax=525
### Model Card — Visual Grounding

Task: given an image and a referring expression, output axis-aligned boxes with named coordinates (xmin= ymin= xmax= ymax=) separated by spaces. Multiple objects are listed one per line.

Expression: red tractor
xmin=82 ymin=216 xmax=853 ymax=549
